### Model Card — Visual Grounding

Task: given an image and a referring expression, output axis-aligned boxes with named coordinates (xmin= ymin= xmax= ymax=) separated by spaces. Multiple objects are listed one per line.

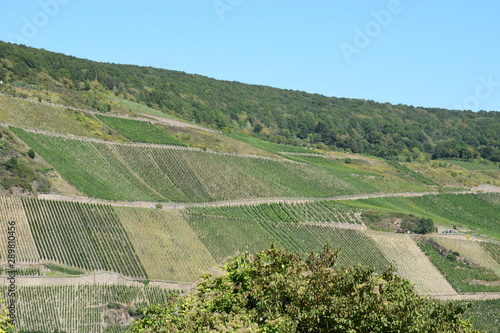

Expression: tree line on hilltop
xmin=1 ymin=41 xmax=499 ymax=162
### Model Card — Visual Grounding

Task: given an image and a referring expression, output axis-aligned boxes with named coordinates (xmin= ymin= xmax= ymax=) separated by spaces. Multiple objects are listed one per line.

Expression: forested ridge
xmin=1 ymin=40 xmax=499 ymax=161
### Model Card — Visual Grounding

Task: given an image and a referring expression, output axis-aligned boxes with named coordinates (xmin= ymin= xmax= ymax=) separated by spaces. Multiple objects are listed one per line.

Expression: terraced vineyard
xmin=1 ymin=42 xmax=500 ymax=333
xmin=21 ymin=198 xmax=146 ymax=278
xmin=115 ymin=207 xmax=216 ymax=281
xmin=189 ymin=200 xmax=363 ymax=224
xmin=418 ymin=238 xmax=500 ymax=293
xmin=343 ymin=193 xmax=500 ymax=240
xmin=464 ymin=299 xmax=500 ymax=333
xmin=12 ymin=128 xmax=381 ymax=202
xmin=366 ymin=231 xmax=457 ymax=295
xmin=483 ymin=242 xmax=500 ymax=264
xmin=184 ymin=211 xmax=390 ymax=271
xmin=0 ymin=196 xmax=39 ymax=264
xmin=0 ymin=285 xmax=175 ymax=333
xmin=96 ymin=114 xmax=186 ymax=146
xmin=282 ymin=154 xmax=434 ymax=193
xmin=432 ymin=237 xmax=500 ymax=276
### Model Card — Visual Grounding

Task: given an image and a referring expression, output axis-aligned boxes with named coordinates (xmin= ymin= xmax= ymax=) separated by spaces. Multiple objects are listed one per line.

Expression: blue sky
xmin=1 ymin=0 xmax=499 ymax=111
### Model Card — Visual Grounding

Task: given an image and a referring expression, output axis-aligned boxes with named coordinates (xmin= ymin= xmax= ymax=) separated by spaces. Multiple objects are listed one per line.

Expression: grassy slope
xmin=0 ymin=93 xmax=124 ymax=140
xmin=406 ymin=161 xmax=500 ymax=188
xmin=13 ymin=128 xmax=392 ymax=202
xmin=228 ymin=133 xmax=320 ymax=154
xmin=283 ymin=154 xmax=434 ymax=193
xmin=443 ymin=159 xmax=500 ymax=171
xmin=341 ymin=194 xmax=500 ymax=241
xmin=96 ymin=114 xmax=186 ymax=146
xmin=431 ymin=237 xmax=500 ymax=276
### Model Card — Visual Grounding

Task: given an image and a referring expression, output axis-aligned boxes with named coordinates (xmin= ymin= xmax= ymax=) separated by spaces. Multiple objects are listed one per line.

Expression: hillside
xmin=0 ymin=42 xmax=499 ymax=332
xmin=1 ymin=40 xmax=500 ymax=162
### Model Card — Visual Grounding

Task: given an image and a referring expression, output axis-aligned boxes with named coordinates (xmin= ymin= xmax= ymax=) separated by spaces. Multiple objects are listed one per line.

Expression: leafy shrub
xmin=130 ymin=246 xmax=481 ymax=332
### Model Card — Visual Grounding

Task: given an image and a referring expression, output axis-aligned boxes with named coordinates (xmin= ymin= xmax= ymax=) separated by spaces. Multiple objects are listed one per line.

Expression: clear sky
xmin=1 ymin=0 xmax=499 ymax=111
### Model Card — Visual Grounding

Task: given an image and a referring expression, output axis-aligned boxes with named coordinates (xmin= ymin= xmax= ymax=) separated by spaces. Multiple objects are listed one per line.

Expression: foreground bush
xmin=130 ymin=246 xmax=480 ymax=332
xmin=0 ymin=295 xmax=15 ymax=333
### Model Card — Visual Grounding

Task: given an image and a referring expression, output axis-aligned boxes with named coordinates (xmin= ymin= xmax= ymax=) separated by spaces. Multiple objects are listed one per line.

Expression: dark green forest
xmin=1 ymin=40 xmax=499 ymax=161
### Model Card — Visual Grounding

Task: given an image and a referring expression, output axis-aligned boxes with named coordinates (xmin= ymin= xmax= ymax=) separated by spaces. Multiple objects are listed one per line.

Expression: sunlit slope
xmin=184 ymin=206 xmax=391 ymax=271
xmin=367 ymin=231 xmax=457 ymax=295
xmin=115 ymin=207 xmax=217 ymax=281
xmin=342 ymin=194 xmax=500 ymax=240
xmin=21 ymin=198 xmax=147 ymax=278
xmin=0 ymin=285 xmax=173 ymax=333
xmin=283 ymin=154 xmax=435 ymax=193
xmin=0 ymin=93 xmax=121 ymax=139
xmin=13 ymin=128 xmax=390 ymax=203
xmin=431 ymin=237 xmax=500 ymax=276
xmin=192 ymin=201 xmax=363 ymax=224
xmin=0 ymin=196 xmax=39 ymax=263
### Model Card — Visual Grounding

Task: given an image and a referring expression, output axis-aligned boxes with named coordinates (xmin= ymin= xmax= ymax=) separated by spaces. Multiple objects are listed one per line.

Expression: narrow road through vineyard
xmin=38 ymin=185 xmax=500 ymax=209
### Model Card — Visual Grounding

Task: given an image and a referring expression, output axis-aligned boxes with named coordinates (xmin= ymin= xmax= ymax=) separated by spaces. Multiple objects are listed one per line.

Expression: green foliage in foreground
xmin=96 ymin=114 xmax=186 ymax=146
xmin=0 ymin=294 xmax=16 ymax=333
xmin=129 ymin=246 xmax=480 ymax=333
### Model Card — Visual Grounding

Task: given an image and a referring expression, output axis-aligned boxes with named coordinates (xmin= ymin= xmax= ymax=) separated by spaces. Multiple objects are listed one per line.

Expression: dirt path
xmin=10 ymin=125 xmax=297 ymax=164
xmin=1 ymin=272 xmax=193 ymax=291
xmin=38 ymin=186 xmax=500 ymax=210
xmin=37 ymin=194 xmax=164 ymax=209
xmin=302 ymin=222 xmax=367 ymax=230
xmin=4 ymin=273 xmax=500 ymax=300
xmin=430 ymin=292 xmax=500 ymax=301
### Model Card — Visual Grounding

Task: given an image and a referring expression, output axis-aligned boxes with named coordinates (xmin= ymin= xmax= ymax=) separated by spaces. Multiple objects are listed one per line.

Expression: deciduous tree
xmin=130 ymin=246 xmax=480 ymax=332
